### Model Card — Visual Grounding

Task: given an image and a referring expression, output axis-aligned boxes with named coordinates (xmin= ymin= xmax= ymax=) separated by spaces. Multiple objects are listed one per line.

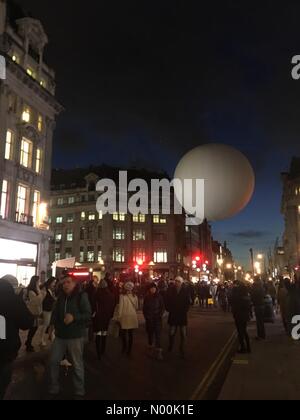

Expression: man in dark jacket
xmin=0 ymin=276 xmax=33 ymax=400
xmin=251 ymin=277 xmax=266 ymax=340
xmin=49 ymin=276 xmax=92 ymax=398
xmin=143 ymin=283 xmax=165 ymax=360
xmin=165 ymin=276 xmax=190 ymax=358
xmin=231 ymin=282 xmax=251 ymax=353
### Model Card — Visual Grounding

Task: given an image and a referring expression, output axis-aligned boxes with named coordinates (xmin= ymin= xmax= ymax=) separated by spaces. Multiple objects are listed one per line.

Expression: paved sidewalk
xmin=219 ymin=319 xmax=300 ymax=400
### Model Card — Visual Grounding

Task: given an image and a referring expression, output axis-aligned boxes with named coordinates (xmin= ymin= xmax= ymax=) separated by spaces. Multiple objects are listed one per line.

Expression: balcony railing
xmin=15 ymin=212 xmax=34 ymax=227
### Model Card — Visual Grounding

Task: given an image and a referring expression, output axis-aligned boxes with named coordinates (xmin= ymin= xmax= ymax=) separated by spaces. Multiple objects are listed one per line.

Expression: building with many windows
xmin=49 ymin=166 xmax=186 ymax=280
xmin=281 ymin=157 xmax=300 ymax=271
xmin=0 ymin=0 xmax=62 ymax=284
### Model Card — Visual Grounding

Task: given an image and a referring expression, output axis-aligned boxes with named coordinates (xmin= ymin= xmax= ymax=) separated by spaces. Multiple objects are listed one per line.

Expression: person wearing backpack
xmin=48 ymin=276 xmax=92 ymax=399
xmin=24 ymin=276 xmax=46 ymax=352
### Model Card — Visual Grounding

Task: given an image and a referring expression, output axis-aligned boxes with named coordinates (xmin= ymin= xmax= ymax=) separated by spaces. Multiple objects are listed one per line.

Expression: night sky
xmin=16 ymin=0 xmax=300 ymax=267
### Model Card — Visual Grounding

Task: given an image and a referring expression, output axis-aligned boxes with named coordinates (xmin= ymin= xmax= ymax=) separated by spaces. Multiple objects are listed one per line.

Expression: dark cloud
xmin=230 ymin=230 xmax=270 ymax=239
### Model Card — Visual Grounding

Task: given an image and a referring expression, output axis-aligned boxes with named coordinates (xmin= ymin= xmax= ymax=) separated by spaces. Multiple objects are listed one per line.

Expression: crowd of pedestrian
xmin=0 ymin=272 xmax=192 ymax=399
xmin=1 ymin=270 xmax=299 ymax=400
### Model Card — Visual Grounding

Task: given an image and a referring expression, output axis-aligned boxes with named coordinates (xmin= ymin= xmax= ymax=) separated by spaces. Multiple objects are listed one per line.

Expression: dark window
xmin=80 ymin=227 xmax=85 ymax=240
xmin=98 ymin=226 xmax=102 ymax=240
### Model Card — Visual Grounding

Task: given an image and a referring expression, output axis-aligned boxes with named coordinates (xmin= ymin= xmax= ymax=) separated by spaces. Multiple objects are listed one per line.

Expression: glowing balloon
xmin=174 ymin=144 xmax=255 ymax=222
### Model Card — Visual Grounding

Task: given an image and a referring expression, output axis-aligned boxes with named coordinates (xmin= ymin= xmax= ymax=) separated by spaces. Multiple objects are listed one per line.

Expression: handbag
xmin=108 ymin=319 xmax=120 ymax=338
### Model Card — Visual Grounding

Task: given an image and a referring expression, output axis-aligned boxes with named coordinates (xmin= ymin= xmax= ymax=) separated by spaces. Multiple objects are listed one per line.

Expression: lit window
xmin=56 ymin=216 xmax=63 ymax=224
xmin=5 ymin=130 xmax=13 ymax=160
xmin=26 ymin=68 xmax=36 ymax=79
xmin=113 ymin=247 xmax=125 ymax=262
xmin=35 ymin=148 xmax=42 ymax=174
xmin=98 ymin=247 xmax=102 ymax=262
xmin=133 ymin=248 xmax=146 ymax=263
xmin=133 ymin=214 xmax=146 ymax=223
xmin=16 ymin=185 xmax=28 ymax=217
xmin=80 ymin=247 xmax=85 ymax=263
xmin=67 ymin=229 xmax=73 ymax=242
xmin=67 ymin=214 xmax=74 ymax=223
xmin=81 ymin=212 xmax=86 ymax=220
xmin=32 ymin=190 xmax=40 ymax=227
xmin=20 ymin=138 xmax=33 ymax=168
xmin=68 ymin=197 xmax=75 ymax=205
xmin=98 ymin=211 xmax=103 ymax=220
xmin=57 ymin=198 xmax=64 ymax=206
xmin=22 ymin=107 xmax=31 ymax=123
xmin=38 ymin=115 xmax=43 ymax=132
xmin=55 ymin=233 xmax=62 ymax=242
xmin=113 ymin=212 xmax=126 ymax=221
xmin=0 ymin=180 xmax=8 ymax=219
xmin=88 ymin=212 xmax=96 ymax=221
xmin=65 ymin=248 xmax=73 ymax=259
xmin=11 ymin=54 xmax=20 ymax=64
xmin=153 ymin=215 xmax=160 ymax=224
xmin=55 ymin=251 xmax=61 ymax=261
xmin=153 ymin=215 xmax=166 ymax=224
xmin=113 ymin=227 xmax=125 ymax=240
xmin=154 ymin=249 xmax=168 ymax=263
xmin=133 ymin=229 xmax=146 ymax=241
xmin=87 ymin=247 xmax=95 ymax=262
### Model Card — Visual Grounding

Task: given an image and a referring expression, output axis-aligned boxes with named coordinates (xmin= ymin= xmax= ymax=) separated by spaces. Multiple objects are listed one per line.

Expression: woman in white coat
xmin=23 ymin=276 xmax=46 ymax=352
xmin=117 ymin=282 xmax=139 ymax=356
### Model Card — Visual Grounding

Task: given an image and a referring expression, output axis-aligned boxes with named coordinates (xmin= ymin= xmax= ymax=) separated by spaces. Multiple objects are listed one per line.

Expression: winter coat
xmin=85 ymin=281 xmax=98 ymax=307
xmin=251 ymin=283 xmax=265 ymax=307
xmin=143 ymin=292 xmax=164 ymax=321
xmin=0 ymin=281 xmax=34 ymax=364
xmin=231 ymin=286 xmax=251 ymax=322
xmin=42 ymin=289 xmax=56 ymax=312
xmin=278 ymin=287 xmax=289 ymax=315
xmin=117 ymin=293 xmax=139 ymax=330
xmin=26 ymin=289 xmax=46 ymax=317
xmin=93 ymin=288 xmax=116 ymax=332
xmin=51 ymin=289 xmax=92 ymax=340
xmin=266 ymin=283 xmax=277 ymax=299
xmin=165 ymin=286 xmax=190 ymax=327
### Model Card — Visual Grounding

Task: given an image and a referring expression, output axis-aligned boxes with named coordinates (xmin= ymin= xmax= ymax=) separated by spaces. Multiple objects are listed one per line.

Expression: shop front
xmin=0 ymin=237 xmax=38 ymax=286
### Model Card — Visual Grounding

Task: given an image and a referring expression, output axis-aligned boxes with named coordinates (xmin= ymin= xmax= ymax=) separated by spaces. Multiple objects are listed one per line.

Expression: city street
xmin=5 ymin=308 xmax=235 ymax=400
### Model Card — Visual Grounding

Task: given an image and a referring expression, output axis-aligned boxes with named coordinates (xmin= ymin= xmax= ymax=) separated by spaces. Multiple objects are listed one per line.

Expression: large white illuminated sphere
xmin=174 ymin=143 xmax=255 ymax=222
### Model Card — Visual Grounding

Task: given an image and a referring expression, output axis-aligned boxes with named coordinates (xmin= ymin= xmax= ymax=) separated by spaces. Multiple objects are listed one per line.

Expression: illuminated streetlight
xmin=226 ymin=263 xmax=232 ymax=270
xmin=254 ymin=261 xmax=261 ymax=271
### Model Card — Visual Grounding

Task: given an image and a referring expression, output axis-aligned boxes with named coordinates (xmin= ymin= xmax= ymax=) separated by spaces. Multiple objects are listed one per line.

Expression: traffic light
xmin=134 ymin=260 xmax=143 ymax=274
